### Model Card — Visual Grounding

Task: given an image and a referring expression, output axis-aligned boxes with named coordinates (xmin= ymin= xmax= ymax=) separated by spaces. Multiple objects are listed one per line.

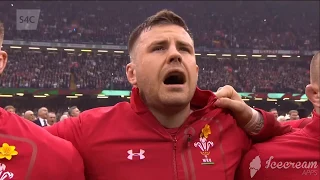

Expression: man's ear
xmin=196 ymin=64 xmax=199 ymax=73
xmin=126 ymin=62 xmax=137 ymax=86
xmin=0 ymin=51 xmax=8 ymax=74
xmin=195 ymin=64 xmax=199 ymax=79
xmin=306 ymin=84 xmax=320 ymax=108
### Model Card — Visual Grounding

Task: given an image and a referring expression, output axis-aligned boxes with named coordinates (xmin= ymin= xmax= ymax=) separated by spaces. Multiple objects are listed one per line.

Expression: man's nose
xmin=167 ymin=48 xmax=182 ymax=64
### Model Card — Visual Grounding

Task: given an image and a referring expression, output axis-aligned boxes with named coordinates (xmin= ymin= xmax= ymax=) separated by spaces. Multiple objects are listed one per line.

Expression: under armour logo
xmin=127 ymin=149 xmax=145 ymax=160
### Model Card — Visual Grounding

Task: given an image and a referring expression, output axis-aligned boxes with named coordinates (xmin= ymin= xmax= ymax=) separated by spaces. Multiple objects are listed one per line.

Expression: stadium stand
xmin=0 ymin=1 xmax=318 ymax=121
xmin=0 ymin=49 xmax=310 ymax=93
xmin=0 ymin=1 xmax=319 ymax=50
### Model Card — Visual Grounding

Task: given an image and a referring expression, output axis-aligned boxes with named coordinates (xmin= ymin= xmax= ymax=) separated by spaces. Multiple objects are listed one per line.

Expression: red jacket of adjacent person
xmin=0 ymin=108 xmax=85 ymax=180
xmin=46 ymin=87 xmax=288 ymax=180
xmin=236 ymin=110 xmax=319 ymax=180
xmin=282 ymin=118 xmax=312 ymax=128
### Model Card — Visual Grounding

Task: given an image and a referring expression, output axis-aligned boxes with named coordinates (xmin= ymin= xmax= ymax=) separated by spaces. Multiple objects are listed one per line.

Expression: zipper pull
xmin=187 ymin=134 xmax=192 ymax=147
xmin=173 ymin=138 xmax=177 ymax=150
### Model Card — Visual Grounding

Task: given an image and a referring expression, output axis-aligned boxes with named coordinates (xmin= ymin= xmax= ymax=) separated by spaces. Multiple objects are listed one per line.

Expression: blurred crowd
xmin=3 ymin=104 xmax=312 ymax=127
xmin=0 ymin=1 xmax=319 ymax=50
xmin=0 ymin=50 xmax=310 ymax=93
xmin=4 ymin=105 xmax=80 ymax=126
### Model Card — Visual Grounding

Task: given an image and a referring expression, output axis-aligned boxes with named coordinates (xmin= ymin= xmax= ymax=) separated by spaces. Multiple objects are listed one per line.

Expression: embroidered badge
xmin=194 ymin=124 xmax=214 ymax=165
xmin=0 ymin=163 xmax=14 ymax=179
xmin=0 ymin=143 xmax=18 ymax=160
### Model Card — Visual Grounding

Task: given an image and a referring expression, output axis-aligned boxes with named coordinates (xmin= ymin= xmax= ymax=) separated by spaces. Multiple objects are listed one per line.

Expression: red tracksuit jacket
xmin=0 ymin=108 xmax=85 ymax=180
xmin=46 ymin=87 xmax=287 ymax=180
xmin=236 ymin=110 xmax=319 ymax=180
xmin=282 ymin=118 xmax=312 ymax=128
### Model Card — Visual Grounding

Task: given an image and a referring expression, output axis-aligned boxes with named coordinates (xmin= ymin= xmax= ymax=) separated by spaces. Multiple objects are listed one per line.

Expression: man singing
xmin=46 ymin=10 xmax=288 ymax=179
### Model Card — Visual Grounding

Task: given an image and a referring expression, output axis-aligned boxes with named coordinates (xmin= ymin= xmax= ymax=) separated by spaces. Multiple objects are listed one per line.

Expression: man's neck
xmin=149 ymin=105 xmax=191 ymax=129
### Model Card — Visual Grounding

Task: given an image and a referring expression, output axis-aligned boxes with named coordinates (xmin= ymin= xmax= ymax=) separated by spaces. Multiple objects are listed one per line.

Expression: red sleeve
xmin=45 ymin=115 xmax=84 ymax=150
xmin=67 ymin=145 xmax=85 ymax=180
xmin=250 ymin=108 xmax=292 ymax=142
xmin=235 ymin=146 xmax=263 ymax=180
xmin=281 ymin=118 xmax=312 ymax=128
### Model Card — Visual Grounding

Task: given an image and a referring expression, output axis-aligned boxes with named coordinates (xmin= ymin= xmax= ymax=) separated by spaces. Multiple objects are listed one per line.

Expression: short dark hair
xmin=68 ymin=106 xmax=78 ymax=116
xmin=0 ymin=21 xmax=4 ymax=45
xmin=288 ymin=110 xmax=298 ymax=115
xmin=128 ymin=9 xmax=191 ymax=54
xmin=269 ymin=108 xmax=277 ymax=112
xmin=297 ymin=107 xmax=308 ymax=118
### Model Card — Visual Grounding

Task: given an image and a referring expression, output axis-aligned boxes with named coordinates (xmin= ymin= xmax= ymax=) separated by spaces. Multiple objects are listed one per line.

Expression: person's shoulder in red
xmin=236 ymin=110 xmax=320 ymax=180
xmin=0 ymin=108 xmax=85 ymax=180
xmin=281 ymin=117 xmax=312 ymax=128
xmin=45 ymin=87 xmax=290 ymax=180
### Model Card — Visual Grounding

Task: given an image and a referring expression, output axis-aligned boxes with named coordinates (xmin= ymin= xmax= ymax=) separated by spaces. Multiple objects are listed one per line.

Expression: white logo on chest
xmin=127 ymin=149 xmax=145 ymax=160
xmin=194 ymin=137 xmax=215 ymax=165
xmin=0 ymin=163 xmax=14 ymax=180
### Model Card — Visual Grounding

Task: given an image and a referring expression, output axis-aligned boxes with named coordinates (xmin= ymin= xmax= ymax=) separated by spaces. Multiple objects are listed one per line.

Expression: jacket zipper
xmin=216 ymin=119 xmax=228 ymax=180
xmin=173 ymin=137 xmax=178 ymax=180
xmin=186 ymin=134 xmax=196 ymax=180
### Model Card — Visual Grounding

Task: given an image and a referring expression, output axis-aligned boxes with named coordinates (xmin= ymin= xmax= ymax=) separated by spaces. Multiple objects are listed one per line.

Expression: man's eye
xmin=152 ymin=46 xmax=165 ymax=51
xmin=180 ymin=47 xmax=190 ymax=52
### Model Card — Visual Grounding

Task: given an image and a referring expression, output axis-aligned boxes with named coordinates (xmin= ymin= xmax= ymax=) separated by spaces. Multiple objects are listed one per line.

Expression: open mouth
xmin=163 ymin=71 xmax=186 ymax=85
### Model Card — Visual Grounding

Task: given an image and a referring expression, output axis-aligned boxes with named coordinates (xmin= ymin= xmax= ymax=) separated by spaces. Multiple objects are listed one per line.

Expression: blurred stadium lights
xmin=64 ymin=49 xmax=75 ymax=52
xmin=97 ymin=50 xmax=108 ymax=53
xmin=47 ymin=48 xmax=58 ymax=51
xmin=10 ymin=46 xmax=22 ymax=49
xmin=97 ymin=94 xmax=109 ymax=98
xmin=0 ymin=95 xmax=13 ymax=97
xmin=66 ymin=95 xmax=78 ymax=98
xmin=75 ymin=94 xmax=83 ymax=96
xmin=282 ymin=55 xmax=291 ymax=58
xmin=295 ymin=99 xmax=308 ymax=102
xmin=16 ymin=93 xmax=24 ymax=96
xmin=81 ymin=49 xmax=92 ymax=52
xmin=28 ymin=47 xmax=40 ymax=50
xmin=252 ymin=54 xmax=262 ymax=57
xmin=4 ymin=46 xmax=304 ymax=60
xmin=34 ymin=95 xmax=47 ymax=98
xmin=267 ymin=98 xmax=277 ymax=102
